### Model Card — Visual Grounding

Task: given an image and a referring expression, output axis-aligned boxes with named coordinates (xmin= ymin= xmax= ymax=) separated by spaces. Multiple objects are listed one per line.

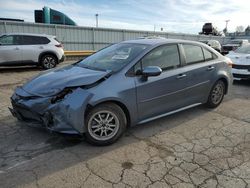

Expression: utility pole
xmin=95 ymin=14 xmax=99 ymax=28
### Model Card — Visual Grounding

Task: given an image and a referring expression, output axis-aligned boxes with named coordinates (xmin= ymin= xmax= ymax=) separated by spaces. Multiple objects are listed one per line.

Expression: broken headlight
xmin=51 ymin=88 xmax=73 ymax=104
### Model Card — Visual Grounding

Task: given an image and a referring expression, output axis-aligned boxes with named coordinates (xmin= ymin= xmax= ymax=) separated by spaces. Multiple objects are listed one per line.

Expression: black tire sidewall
xmin=85 ymin=103 xmax=127 ymax=146
xmin=41 ymin=55 xmax=57 ymax=69
xmin=206 ymin=80 xmax=225 ymax=108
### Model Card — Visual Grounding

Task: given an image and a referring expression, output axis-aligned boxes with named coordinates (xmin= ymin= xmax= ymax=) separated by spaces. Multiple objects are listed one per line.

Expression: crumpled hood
xmin=22 ymin=65 xmax=111 ymax=97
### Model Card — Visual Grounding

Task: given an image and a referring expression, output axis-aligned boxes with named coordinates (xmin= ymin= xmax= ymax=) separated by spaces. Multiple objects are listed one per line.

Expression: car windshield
xmin=235 ymin=45 xmax=250 ymax=54
xmin=77 ymin=43 xmax=149 ymax=72
xmin=200 ymin=40 xmax=208 ymax=44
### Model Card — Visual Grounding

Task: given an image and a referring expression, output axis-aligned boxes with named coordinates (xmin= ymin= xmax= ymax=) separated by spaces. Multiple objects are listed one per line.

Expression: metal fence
xmin=0 ymin=21 xmax=232 ymax=51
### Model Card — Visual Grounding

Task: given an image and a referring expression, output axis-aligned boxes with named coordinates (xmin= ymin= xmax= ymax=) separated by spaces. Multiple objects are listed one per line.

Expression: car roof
xmin=121 ymin=38 xmax=223 ymax=58
xmin=1 ymin=33 xmax=55 ymax=38
xmin=122 ymin=38 xmax=205 ymax=46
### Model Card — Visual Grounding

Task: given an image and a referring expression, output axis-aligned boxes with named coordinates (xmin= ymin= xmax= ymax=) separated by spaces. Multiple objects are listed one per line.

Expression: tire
xmin=206 ymin=80 xmax=225 ymax=108
xmin=85 ymin=103 xmax=127 ymax=146
xmin=40 ymin=54 xmax=57 ymax=69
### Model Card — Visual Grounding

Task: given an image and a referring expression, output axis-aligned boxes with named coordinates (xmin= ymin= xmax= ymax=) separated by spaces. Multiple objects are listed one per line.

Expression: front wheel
xmin=85 ymin=103 xmax=127 ymax=146
xmin=206 ymin=80 xmax=225 ymax=108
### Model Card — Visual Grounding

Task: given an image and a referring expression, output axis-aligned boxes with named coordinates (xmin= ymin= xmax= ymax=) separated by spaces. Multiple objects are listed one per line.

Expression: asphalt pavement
xmin=0 ymin=62 xmax=250 ymax=188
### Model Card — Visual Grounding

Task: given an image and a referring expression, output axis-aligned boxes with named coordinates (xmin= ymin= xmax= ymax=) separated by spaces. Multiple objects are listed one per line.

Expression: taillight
xmin=55 ymin=44 xmax=63 ymax=48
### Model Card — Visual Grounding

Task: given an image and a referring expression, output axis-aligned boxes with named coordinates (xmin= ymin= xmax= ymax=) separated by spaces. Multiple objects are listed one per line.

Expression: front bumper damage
xmin=9 ymin=87 xmax=93 ymax=134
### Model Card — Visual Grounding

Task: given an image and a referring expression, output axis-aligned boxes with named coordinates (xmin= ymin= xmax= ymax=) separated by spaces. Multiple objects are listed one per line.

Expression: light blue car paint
xmin=10 ymin=39 xmax=233 ymax=135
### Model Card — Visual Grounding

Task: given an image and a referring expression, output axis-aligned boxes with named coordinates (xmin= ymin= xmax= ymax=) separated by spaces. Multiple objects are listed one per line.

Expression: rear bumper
xmin=59 ymin=55 xmax=65 ymax=63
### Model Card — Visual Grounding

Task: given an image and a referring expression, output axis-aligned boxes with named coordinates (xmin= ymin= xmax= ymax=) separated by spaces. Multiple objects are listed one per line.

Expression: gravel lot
xmin=0 ymin=61 xmax=250 ymax=188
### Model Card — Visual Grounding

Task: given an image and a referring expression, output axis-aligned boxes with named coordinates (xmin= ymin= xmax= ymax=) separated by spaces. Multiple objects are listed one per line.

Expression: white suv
xmin=0 ymin=33 xmax=65 ymax=69
xmin=199 ymin=40 xmax=222 ymax=53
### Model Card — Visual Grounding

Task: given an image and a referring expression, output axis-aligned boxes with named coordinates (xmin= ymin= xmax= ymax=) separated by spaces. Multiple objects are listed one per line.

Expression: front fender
xmin=88 ymin=96 xmax=137 ymax=126
xmin=47 ymin=88 xmax=93 ymax=133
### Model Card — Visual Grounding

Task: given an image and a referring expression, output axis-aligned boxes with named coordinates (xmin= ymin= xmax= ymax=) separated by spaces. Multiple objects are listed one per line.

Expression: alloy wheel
xmin=87 ymin=110 xmax=120 ymax=141
xmin=211 ymin=82 xmax=224 ymax=104
xmin=43 ymin=56 xmax=56 ymax=69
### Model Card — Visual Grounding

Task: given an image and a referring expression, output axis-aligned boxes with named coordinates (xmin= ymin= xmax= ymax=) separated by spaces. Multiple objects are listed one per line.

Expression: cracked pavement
xmin=1 ymin=63 xmax=250 ymax=188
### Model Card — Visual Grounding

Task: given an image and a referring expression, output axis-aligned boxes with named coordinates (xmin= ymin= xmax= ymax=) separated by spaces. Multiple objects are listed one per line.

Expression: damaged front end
xmin=10 ymin=86 xmax=93 ymax=134
xmin=9 ymin=64 xmax=112 ymax=134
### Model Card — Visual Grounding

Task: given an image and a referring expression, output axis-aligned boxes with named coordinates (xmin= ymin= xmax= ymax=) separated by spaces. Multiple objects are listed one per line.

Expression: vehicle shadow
xmin=0 ymin=66 xmax=42 ymax=73
xmin=233 ymin=79 xmax=250 ymax=86
xmin=0 ymin=104 xmax=210 ymax=187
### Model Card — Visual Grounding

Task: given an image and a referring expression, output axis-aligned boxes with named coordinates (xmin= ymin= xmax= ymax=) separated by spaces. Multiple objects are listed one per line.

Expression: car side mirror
xmin=141 ymin=66 xmax=162 ymax=80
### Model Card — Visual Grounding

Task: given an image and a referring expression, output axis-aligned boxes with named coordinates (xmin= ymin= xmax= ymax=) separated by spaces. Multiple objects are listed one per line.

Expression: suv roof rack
xmin=137 ymin=36 xmax=166 ymax=39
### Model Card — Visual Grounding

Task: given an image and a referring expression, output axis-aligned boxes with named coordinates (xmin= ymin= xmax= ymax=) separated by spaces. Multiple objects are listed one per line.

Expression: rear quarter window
xmin=183 ymin=44 xmax=204 ymax=64
xmin=39 ymin=37 xmax=50 ymax=44
xmin=202 ymin=48 xmax=217 ymax=61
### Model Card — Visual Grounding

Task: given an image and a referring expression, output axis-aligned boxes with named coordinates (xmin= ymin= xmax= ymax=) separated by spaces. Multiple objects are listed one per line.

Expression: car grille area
xmin=11 ymin=99 xmax=43 ymax=123
xmin=233 ymin=73 xmax=250 ymax=79
xmin=232 ymin=64 xmax=250 ymax=70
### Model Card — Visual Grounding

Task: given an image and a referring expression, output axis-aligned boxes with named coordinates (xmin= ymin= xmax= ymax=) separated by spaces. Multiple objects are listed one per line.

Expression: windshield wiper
xmin=76 ymin=64 xmax=107 ymax=72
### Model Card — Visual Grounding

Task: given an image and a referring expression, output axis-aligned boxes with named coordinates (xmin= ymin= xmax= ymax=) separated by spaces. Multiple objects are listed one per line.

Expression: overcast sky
xmin=1 ymin=0 xmax=250 ymax=34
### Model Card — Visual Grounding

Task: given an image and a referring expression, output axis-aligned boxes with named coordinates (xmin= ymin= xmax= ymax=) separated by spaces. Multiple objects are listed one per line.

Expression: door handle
xmin=207 ymin=66 xmax=215 ymax=71
xmin=14 ymin=47 xmax=19 ymax=50
xmin=177 ymin=74 xmax=187 ymax=79
xmin=39 ymin=46 xmax=44 ymax=49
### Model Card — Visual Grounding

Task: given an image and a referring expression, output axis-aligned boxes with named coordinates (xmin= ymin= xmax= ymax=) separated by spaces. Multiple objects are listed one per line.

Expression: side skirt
xmin=138 ymin=103 xmax=202 ymax=125
xmin=0 ymin=61 xmax=37 ymax=66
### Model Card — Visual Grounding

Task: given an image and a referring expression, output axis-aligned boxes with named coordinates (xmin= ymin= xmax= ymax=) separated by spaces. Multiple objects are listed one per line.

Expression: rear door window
xmin=183 ymin=44 xmax=204 ymax=64
xmin=22 ymin=36 xmax=50 ymax=45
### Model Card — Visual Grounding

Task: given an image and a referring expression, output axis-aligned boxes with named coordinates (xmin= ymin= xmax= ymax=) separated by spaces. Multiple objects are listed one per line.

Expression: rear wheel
xmin=40 ymin=54 xmax=57 ymax=69
xmin=206 ymin=80 xmax=225 ymax=108
xmin=85 ymin=103 xmax=127 ymax=146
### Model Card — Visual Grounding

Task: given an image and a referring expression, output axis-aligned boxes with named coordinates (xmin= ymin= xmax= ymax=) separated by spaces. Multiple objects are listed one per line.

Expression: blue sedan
xmin=10 ymin=38 xmax=233 ymax=145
